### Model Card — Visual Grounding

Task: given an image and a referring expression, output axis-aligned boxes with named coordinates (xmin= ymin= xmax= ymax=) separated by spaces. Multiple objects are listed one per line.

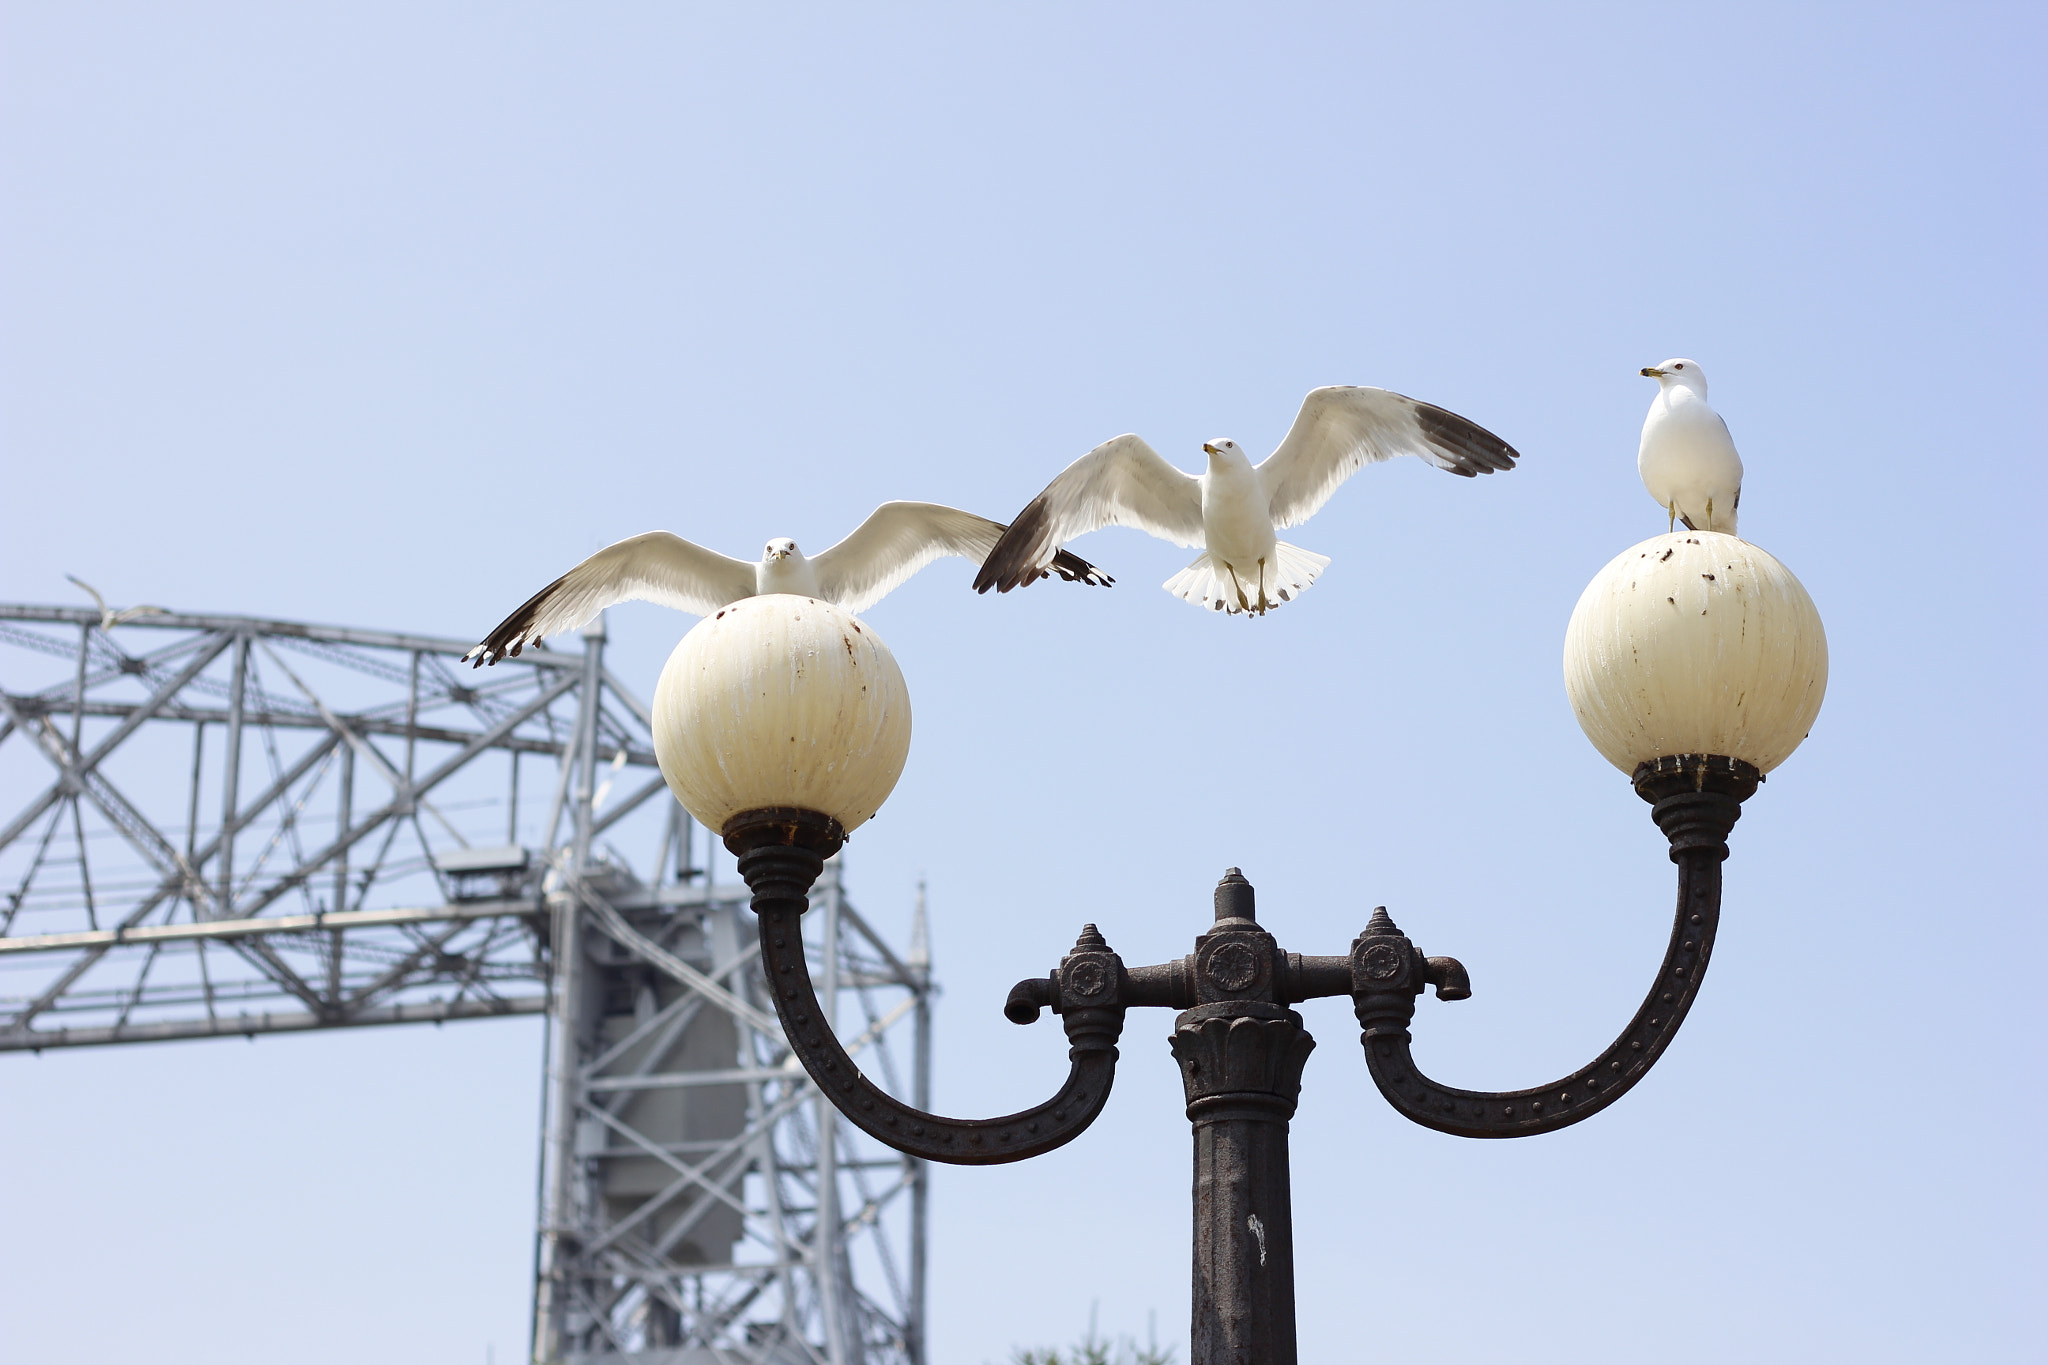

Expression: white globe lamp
xmin=1564 ymin=531 xmax=1827 ymax=782
xmin=652 ymin=594 xmax=911 ymax=853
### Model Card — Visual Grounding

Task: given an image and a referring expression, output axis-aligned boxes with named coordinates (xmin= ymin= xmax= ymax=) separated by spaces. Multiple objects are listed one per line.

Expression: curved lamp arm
xmin=1357 ymin=757 xmax=1760 ymax=1139
xmin=729 ymin=809 xmax=1124 ymax=1166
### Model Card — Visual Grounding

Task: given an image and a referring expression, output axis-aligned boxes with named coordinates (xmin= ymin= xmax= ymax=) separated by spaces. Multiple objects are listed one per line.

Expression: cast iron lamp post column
xmin=1169 ymin=871 xmax=1311 ymax=1363
xmin=653 ymin=530 xmax=1827 ymax=1365
xmin=723 ymin=752 xmax=1751 ymax=1363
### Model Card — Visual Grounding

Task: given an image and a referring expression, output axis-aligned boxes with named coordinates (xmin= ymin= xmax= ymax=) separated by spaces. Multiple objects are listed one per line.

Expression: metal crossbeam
xmin=0 ymin=602 xmax=928 ymax=1365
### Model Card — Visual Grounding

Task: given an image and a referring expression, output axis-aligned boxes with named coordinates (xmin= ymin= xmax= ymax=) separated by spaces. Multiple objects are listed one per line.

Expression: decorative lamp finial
xmin=1214 ymin=868 xmax=1256 ymax=922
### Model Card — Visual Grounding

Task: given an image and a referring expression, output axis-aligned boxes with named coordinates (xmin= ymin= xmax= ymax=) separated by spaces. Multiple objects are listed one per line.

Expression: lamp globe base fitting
xmin=723 ymin=806 xmax=847 ymax=922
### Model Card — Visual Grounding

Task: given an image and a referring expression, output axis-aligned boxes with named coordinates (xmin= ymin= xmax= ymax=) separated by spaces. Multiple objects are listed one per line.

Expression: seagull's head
xmin=1640 ymin=358 xmax=1709 ymax=395
xmin=1201 ymin=439 xmax=1246 ymax=467
xmin=763 ymin=538 xmax=801 ymax=563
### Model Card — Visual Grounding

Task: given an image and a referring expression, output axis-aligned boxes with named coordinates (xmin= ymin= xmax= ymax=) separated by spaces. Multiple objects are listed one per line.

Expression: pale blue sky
xmin=2 ymin=4 xmax=2042 ymax=1362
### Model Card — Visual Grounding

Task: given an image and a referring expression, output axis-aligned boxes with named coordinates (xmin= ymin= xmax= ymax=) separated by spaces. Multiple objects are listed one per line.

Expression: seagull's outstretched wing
xmin=974 ymin=436 xmax=1203 ymax=594
xmin=1258 ymin=387 xmax=1521 ymax=530
xmin=464 ymin=532 xmax=756 ymax=666
xmin=67 ymin=574 xmax=168 ymax=629
xmin=65 ymin=575 xmax=109 ymax=619
xmin=814 ymin=502 xmax=1113 ymax=615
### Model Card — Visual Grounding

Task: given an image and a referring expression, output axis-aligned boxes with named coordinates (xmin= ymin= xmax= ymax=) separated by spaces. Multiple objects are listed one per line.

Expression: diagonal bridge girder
xmin=0 ymin=602 xmax=930 ymax=1365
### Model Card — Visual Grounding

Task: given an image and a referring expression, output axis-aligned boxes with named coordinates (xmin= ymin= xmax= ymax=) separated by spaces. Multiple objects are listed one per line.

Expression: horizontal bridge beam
xmin=0 ymin=899 xmax=542 ymax=956
xmin=0 ymin=993 xmax=547 ymax=1052
xmin=0 ymin=696 xmax=660 ymax=767
xmin=0 ymin=881 xmax=761 ymax=957
xmin=585 ymin=1065 xmax=799 ymax=1092
xmin=0 ymin=604 xmax=572 ymax=666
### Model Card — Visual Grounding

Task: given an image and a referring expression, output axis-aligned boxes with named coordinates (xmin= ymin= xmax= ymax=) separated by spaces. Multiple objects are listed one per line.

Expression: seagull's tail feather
xmin=1162 ymin=554 xmax=1237 ymax=613
xmin=1272 ymin=541 xmax=1332 ymax=594
xmin=1162 ymin=543 xmax=1329 ymax=617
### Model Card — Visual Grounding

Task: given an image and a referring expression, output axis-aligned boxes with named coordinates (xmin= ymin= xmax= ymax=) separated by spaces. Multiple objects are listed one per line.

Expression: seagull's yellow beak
xmin=1202 ymin=442 xmax=1219 ymax=455
xmin=1640 ymin=367 xmax=1666 ymax=378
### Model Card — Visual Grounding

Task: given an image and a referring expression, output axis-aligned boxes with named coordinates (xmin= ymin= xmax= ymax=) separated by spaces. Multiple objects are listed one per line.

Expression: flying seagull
xmin=1639 ymin=358 xmax=1741 ymax=536
xmin=66 ymin=575 xmax=168 ymax=630
xmin=464 ymin=501 xmax=1111 ymax=666
xmin=972 ymin=386 xmax=1521 ymax=615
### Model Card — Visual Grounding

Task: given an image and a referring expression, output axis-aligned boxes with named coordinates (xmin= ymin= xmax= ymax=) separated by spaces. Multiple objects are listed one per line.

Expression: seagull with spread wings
xmin=972 ymin=386 xmax=1522 ymax=615
xmin=66 ymin=575 xmax=168 ymax=630
xmin=464 ymin=501 xmax=1111 ymax=666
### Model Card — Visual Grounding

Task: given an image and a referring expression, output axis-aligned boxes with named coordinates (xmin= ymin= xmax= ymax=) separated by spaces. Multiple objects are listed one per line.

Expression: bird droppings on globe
xmin=652 ymin=594 xmax=911 ymax=835
xmin=1563 ymin=532 xmax=1826 ymax=776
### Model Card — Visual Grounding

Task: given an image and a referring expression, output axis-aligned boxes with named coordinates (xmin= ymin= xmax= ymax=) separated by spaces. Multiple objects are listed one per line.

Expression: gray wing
xmin=64 ymin=575 xmax=109 ymax=617
xmin=973 ymin=435 xmax=1203 ymax=594
xmin=464 ymin=532 xmax=756 ymax=666
xmin=1257 ymin=387 xmax=1521 ymax=530
xmin=814 ymin=502 xmax=1112 ymax=615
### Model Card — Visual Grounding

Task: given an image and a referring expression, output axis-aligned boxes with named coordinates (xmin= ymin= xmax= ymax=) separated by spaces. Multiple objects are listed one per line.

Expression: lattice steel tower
xmin=0 ymin=601 xmax=930 ymax=1365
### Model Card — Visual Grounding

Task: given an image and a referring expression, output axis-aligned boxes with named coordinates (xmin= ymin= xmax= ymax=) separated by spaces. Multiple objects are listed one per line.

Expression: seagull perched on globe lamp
xmin=1639 ymin=359 xmax=1743 ymax=536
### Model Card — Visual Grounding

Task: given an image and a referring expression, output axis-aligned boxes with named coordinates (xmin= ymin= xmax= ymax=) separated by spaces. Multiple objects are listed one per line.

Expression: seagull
xmin=972 ymin=386 xmax=1521 ymax=615
xmin=464 ymin=501 xmax=1111 ymax=666
xmin=1639 ymin=359 xmax=1742 ymax=536
xmin=66 ymin=576 xmax=168 ymax=630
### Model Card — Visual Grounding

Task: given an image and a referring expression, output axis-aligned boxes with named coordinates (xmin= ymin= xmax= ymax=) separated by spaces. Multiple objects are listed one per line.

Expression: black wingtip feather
xmin=466 ymin=571 xmax=570 ymax=670
xmin=975 ymin=497 xmax=1061 ymax=595
xmin=1049 ymin=547 xmax=1114 ymax=588
xmin=1411 ymin=402 xmax=1522 ymax=476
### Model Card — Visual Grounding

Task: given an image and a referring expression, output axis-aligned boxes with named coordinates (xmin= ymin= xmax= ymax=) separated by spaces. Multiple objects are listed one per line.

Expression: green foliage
xmin=1008 ymin=1319 xmax=1175 ymax=1365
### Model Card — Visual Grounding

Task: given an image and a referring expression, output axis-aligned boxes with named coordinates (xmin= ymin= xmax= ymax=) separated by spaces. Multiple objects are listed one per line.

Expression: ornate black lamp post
xmin=650 ymin=534 xmax=1827 ymax=1364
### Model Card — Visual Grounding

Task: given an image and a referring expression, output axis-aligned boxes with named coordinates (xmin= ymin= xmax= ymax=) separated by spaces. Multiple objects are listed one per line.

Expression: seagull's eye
xmin=1673 ymin=364 xmax=1684 ymax=370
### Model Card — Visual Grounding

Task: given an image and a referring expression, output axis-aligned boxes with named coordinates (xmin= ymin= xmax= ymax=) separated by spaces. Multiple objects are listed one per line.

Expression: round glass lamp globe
xmin=1564 ymin=532 xmax=1827 ymax=775
xmin=653 ymin=595 xmax=912 ymax=835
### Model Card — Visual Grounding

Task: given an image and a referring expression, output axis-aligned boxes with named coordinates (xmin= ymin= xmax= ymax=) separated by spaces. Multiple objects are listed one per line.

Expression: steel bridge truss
xmin=0 ymin=603 xmax=928 ymax=1365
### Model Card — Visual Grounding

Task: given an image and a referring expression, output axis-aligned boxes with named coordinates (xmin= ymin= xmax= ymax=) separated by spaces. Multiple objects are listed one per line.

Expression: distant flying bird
xmin=972 ymin=386 xmax=1521 ymax=615
xmin=464 ymin=501 xmax=1111 ymax=666
xmin=1639 ymin=359 xmax=1742 ymax=536
xmin=66 ymin=575 xmax=168 ymax=630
